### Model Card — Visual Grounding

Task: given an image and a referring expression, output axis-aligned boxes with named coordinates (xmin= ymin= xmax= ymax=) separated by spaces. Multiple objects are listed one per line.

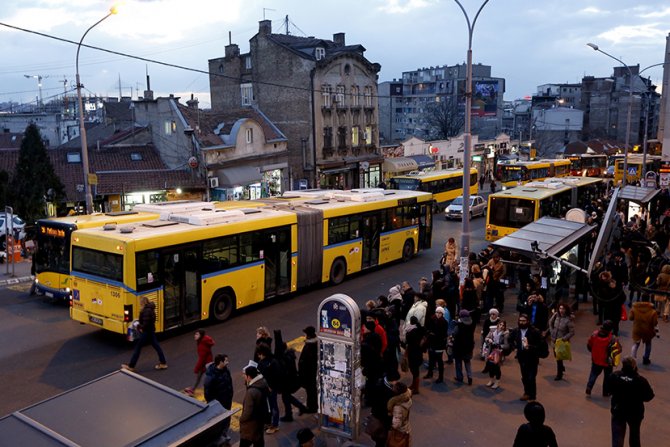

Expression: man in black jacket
xmin=256 ymin=344 xmax=283 ymax=434
xmin=610 ymin=357 xmax=655 ymax=447
xmin=298 ymin=326 xmax=319 ymax=414
xmin=204 ymin=354 xmax=234 ymax=444
xmin=509 ymin=313 xmax=543 ymax=401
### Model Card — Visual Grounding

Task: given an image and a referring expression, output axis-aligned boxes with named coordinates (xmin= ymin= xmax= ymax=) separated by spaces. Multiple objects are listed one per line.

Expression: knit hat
xmin=489 ymin=308 xmax=499 ymax=316
xmin=303 ymin=326 xmax=317 ymax=338
xmin=459 ymin=309 xmax=470 ymax=318
xmin=435 ymin=306 xmax=445 ymax=315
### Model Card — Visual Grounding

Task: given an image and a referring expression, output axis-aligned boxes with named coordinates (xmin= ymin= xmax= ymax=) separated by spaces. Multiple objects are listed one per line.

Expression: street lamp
xmin=587 ymin=43 xmax=633 ymax=186
xmin=76 ymin=5 xmax=118 ymax=214
xmin=638 ymin=62 xmax=668 ymax=177
xmin=453 ymin=0 xmax=491 ymax=277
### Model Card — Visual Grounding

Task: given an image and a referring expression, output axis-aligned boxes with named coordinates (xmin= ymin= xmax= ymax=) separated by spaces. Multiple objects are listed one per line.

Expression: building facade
xmin=209 ymin=20 xmax=382 ymax=190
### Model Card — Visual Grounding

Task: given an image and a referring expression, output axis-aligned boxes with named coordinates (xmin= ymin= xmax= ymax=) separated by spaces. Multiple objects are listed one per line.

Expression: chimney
xmin=187 ymin=94 xmax=199 ymax=109
xmin=333 ymin=32 xmax=345 ymax=47
xmin=143 ymin=73 xmax=153 ymax=100
xmin=259 ymin=20 xmax=272 ymax=36
xmin=225 ymin=43 xmax=240 ymax=59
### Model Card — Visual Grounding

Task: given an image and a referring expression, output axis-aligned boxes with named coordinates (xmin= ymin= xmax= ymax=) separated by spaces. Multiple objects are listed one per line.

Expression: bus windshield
xmin=72 ymin=247 xmax=124 ymax=283
xmin=390 ymin=178 xmax=420 ymax=191
xmin=488 ymin=196 xmax=535 ymax=229
xmin=35 ymin=226 xmax=71 ymax=275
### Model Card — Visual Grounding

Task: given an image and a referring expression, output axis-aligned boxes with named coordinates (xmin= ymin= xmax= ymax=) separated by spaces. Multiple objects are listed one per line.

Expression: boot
xmin=491 ymin=379 xmax=500 ymax=389
xmin=410 ymin=377 xmax=420 ymax=395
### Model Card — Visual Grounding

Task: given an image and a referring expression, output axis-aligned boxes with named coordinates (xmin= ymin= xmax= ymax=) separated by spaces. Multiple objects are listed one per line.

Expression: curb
xmin=0 ymin=275 xmax=33 ymax=287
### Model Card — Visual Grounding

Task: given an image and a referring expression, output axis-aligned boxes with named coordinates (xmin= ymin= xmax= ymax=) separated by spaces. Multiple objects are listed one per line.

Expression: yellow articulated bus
xmin=388 ymin=168 xmax=478 ymax=211
xmin=485 ymin=177 xmax=603 ymax=241
xmin=613 ymin=154 xmax=661 ymax=185
xmin=69 ymin=189 xmax=433 ymax=335
xmin=495 ymin=159 xmax=571 ymax=188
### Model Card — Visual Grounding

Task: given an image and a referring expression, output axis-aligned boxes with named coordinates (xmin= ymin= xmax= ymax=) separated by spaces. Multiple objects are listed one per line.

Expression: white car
xmin=445 ymin=195 xmax=487 ymax=220
xmin=0 ymin=212 xmax=27 ymax=244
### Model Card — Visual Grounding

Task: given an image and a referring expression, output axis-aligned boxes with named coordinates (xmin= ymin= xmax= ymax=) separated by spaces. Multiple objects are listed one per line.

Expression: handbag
xmin=487 ymin=347 xmax=501 ymax=365
xmin=386 ymin=428 xmax=410 ymax=447
xmin=554 ymin=339 xmax=572 ymax=361
xmin=620 ymin=304 xmax=628 ymax=321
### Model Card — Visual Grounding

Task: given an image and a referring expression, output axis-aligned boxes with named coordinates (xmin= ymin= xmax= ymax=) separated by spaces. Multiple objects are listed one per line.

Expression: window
xmin=315 ymin=47 xmax=326 ymax=60
xmin=241 ymin=83 xmax=254 ymax=106
xmin=365 ymin=126 xmax=373 ymax=145
xmin=218 ymin=64 xmax=224 ymax=74
xmin=322 ymin=85 xmax=332 ymax=107
xmin=351 ymin=86 xmax=360 ymax=106
xmin=335 ymin=85 xmax=345 ymax=106
xmin=72 ymin=247 xmax=123 ymax=283
xmin=164 ymin=120 xmax=176 ymax=135
xmin=364 ymin=86 xmax=373 ymax=107
xmin=130 ymin=153 xmax=142 ymax=161
xmin=245 ymin=56 xmax=252 ymax=69
xmin=351 ymin=127 xmax=359 ymax=146
xmin=136 ymin=250 xmax=159 ymax=291
xmin=337 ymin=127 xmax=347 ymax=148
xmin=202 ymin=235 xmax=239 ymax=273
xmin=323 ymin=127 xmax=333 ymax=149
xmin=67 ymin=152 xmax=81 ymax=163
xmin=328 ymin=216 xmax=361 ymax=244
xmin=246 ymin=128 xmax=253 ymax=144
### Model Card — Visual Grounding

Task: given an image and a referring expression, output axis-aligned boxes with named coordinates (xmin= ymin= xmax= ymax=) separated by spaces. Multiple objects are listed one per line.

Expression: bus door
xmin=417 ymin=203 xmax=432 ymax=250
xmin=161 ymin=246 xmax=201 ymax=329
xmin=262 ymin=227 xmax=291 ymax=299
xmin=361 ymin=212 xmax=381 ymax=269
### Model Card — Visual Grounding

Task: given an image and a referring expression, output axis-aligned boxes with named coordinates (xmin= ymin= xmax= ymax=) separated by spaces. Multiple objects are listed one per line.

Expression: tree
xmin=9 ymin=124 xmax=64 ymax=228
xmin=423 ymin=97 xmax=464 ymax=140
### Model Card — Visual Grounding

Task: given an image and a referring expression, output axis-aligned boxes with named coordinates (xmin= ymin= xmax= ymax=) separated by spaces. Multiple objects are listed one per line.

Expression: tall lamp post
xmin=638 ymin=63 xmax=668 ymax=177
xmin=76 ymin=6 xmax=118 ymax=214
xmin=453 ymin=0 xmax=491 ymax=277
xmin=587 ymin=43 xmax=633 ymax=186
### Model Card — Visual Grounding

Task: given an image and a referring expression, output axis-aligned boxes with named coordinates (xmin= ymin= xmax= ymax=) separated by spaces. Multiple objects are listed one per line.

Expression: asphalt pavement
xmin=0 ymin=255 xmax=32 ymax=287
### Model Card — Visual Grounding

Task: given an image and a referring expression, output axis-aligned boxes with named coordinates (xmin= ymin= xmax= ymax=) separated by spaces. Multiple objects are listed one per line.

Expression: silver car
xmin=445 ymin=195 xmax=487 ymax=220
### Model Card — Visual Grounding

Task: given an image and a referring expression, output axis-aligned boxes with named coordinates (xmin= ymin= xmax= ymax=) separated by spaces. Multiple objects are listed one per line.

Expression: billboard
xmin=458 ymin=80 xmax=499 ymax=117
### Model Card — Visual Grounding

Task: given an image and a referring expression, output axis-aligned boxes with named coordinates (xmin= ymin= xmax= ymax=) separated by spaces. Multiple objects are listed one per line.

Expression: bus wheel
xmin=330 ymin=258 xmax=347 ymax=285
xmin=210 ymin=291 xmax=235 ymax=322
xmin=402 ymin=240 xmax=414 ymax=262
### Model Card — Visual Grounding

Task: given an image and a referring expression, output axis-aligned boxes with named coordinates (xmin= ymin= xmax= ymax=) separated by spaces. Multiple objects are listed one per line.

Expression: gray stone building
xmin=208 ymin=20 xmax=383 ymax=190
xmin=379 ymin=63 xmax=505 ymax=143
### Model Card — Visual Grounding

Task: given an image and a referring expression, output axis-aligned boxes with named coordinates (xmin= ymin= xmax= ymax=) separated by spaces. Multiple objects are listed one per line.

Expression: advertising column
xmin=317 ymin=293 xmax=362 ymax=440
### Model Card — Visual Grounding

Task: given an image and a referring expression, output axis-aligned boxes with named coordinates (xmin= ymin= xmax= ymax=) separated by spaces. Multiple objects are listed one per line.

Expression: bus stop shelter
xmin=493 ymin=216 xmax=596 ymax=308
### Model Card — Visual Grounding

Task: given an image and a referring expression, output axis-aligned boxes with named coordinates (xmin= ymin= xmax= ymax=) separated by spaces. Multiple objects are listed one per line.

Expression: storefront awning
xmin=493 ymin=217 xmax=594 ymax=258
xmin=320 ymin=166 xmax=355 ymax=175
xmin=407 ymin=155 xmax=435 ymax=170
xmin=383 ymin=157 xmax=418 ymax=174
xmin=215 ymin=166 xmax=261 ymax=188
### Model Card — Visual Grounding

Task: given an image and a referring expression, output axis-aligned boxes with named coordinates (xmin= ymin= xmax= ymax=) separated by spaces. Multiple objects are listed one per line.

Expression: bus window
xmin=72 ymin=247 xmax=123 ymax=283
xmin=136 ymin=250 xmax=160 ymax=291
xmin=202 ymin=235 xmax=239 ymax=272
xmin=489 ymin=197 xmax=535 ymax=229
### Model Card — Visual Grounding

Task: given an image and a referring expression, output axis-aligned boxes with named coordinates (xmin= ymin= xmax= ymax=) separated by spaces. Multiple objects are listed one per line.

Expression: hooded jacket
xmin=630 ymin=302 xmax=658 ymax=343
xmin=654 ymin=264 xmax=670 ymax=302
xmin=610 ymin=369 xmax=654 ymax=420
xmin=240 ymin=375 xmax=269 ymax=442
xmin=588 ymin=328 xmax=613 ymax=367
xmin=405 ymin=300 xmax=427 ymax=327
xmin=139 ymin=301 xmax=157 ymax=333
xmin=194 ymin=335 xmax=215 ymax=373
xmin=387 ymin=389 xmax=413 ymax=434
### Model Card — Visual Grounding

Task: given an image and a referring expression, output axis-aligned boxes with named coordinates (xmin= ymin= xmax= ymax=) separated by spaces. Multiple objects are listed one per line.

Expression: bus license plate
xmin=89 ymin=316 xmax=103 ymax=326
xmin=45 ymin=292 xmax=53 ymax=298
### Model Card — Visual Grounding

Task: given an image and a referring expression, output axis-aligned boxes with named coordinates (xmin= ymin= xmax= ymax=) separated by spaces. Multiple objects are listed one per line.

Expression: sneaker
xmin=121 ymin=364 xmax=136 ymax=372
xmin=265 ymin=426 xmax=279 ymax=434
xmin=485 ymin=380 xmax=494 ymax=387
xmin=154 ymin=363 xmax=168 ymax=370
xmin=491 ymin=381 xmax=500 ymax=390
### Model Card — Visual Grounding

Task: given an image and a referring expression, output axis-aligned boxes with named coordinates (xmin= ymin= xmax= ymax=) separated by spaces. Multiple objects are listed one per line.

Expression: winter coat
xmin=630 ymin=302 xmax=658 ymax=343
xmin=239 ymin=375 xmax=269 ymax=442
xmin=610 ymin=370 xmax=654 ymax=420
xmin=452 ymin=316 xmax=476 ymax=359
xmin=361 ymin=331 xmax=383 ymax=379
xmin=203 ymin=363 xmax=233 ymax=408
xmin=513 ymin=423 xmax=558 ymax=447
xmin=138 ymin=301 xmax=157 ymax=333
xmin=654 ymin=264 xmax=670 ymax=302
xmin=387 ymin=389 xmax=412 ymax=434
xmin=587 ymin=329 xmax=613 ymax=367
xmin=426 ymin=314 xmax=448 ymax=351
xmin=405 ymin=300 xmax=427 ymax=328
xmin=298 ymin=337 xmax=318 ymax=389
xmin=194 ymin=335 xmax=215 ymax=374
xmin=257 ymin=355 xmax=285 ymax=393
xmin=404 ymin=323 xmax=425 ymax=370
xmin=548 ymin=313 xmax=575 ymax=342
xmin=509 ymin=326 xmax=543 ymax=365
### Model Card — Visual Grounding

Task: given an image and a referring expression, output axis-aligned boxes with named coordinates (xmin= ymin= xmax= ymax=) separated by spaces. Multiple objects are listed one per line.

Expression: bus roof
xmin=490 ymin=176 xmax=601 ymax=200
xmin=37 ymin=211 xmax=160 ymax=230
xmin=390 ymin=168 xmax=477 ymax=181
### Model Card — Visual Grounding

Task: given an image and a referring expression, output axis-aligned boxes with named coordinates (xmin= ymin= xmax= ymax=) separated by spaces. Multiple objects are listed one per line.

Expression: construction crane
xmin=24 ymin=74 xmax=49 ymax=108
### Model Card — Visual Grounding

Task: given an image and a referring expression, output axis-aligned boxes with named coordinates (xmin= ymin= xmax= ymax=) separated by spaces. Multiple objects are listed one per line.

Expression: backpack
xmin=607 ymin=336 xmax=622 ymax=367
xmin=280 ymin=348 xmax=301 ymax=394
xmin=538 ymin=336 xmax=550 ymax=359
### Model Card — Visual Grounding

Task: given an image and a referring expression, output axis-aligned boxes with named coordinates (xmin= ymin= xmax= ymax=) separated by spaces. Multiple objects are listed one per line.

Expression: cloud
xmin=597 ymin=23 xmax=667 ymax=45
xmin=377 ymin=0 xmax=434 ymax=14
xmin=637 ymin=6 xmax=670 ymax=19
xmin=577 ymin=7 xmax=608 ymax=15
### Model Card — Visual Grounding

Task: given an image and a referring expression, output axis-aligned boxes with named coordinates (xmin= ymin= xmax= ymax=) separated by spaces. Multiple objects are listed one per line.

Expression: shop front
xmin=210 ymin=166 xmax=286 ymax=201
xmin=319 ymin=157 xmax=382 ymax=189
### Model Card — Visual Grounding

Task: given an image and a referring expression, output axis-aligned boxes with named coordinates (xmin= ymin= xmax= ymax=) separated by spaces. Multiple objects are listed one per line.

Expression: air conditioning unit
xmin=208 ymin=177 xmax=219 ymax=188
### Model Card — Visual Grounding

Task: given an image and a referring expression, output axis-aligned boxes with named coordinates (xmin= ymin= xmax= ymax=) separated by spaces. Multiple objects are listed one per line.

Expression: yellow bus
xmin=485 ymin=177 xmax=603 ymax=241
xmin=388 ymin=168 xmax=478 ymax=211
xmin=69 ymin=189 xmax=433 ymax=334
xmin=495 ymin=159 xmax=571 ymax=188
xmin=563 ymin=154 xmax=607 ymax=177
xmin=613 ymin=154 xmax=661 ymax=184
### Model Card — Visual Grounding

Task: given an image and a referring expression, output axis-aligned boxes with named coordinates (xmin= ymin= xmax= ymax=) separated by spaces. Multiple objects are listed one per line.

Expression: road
xmin=1 ymin=212 xmax=668 ymax=446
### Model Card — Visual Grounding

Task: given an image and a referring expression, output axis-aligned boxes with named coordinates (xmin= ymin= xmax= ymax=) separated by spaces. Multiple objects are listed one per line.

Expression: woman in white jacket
xmin=404 ymin=293 xmax=427 ymax=330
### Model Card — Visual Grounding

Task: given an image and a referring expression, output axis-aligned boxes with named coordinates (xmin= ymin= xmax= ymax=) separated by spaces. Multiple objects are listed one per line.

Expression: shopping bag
xmin=621 ymin=304 xmax=628 ymax=321
xmin=554 ymin=339 xmax=572 ymax=361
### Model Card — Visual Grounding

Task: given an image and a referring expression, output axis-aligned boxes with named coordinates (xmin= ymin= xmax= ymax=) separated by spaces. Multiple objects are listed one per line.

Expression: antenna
xmin=285 ymin=15 xmax=289 ymax=35
xmin=263 ymin=7 xmax=275 ymax=20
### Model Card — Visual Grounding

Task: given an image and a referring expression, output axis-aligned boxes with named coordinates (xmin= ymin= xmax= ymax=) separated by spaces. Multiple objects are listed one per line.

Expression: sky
xmin=0 ymin=0 xmax=668 ymax=110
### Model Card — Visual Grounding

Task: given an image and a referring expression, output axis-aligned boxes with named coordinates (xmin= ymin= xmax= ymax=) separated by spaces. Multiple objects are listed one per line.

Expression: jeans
xmin=454 ymin=357 xmax=472 ymax=381
xmin=611 ymin=414 xmax=642 ymax=447
xmin=427 ymin=349 xmax=444 ymax=379
xmin=268 ymin=389 xmax=279 ymax=427
xmin=587 ymin=363 xmax=613 ymax=394
xmin=128 ymin=330 xmax=166 ymax=368
xmin=631 ymin=340 xmax=652 ymax=361
xmin=281 ymin=391 xmax=307 ymax=416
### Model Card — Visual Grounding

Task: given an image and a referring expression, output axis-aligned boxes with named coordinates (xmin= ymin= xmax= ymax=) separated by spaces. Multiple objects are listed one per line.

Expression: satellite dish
xmin=565 ymin=208 xmax=586 ymax=223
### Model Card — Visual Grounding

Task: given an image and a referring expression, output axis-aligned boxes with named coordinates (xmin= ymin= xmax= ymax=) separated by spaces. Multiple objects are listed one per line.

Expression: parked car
xmin=0 ymin=212 xmax=26 ymax=245
xmin=603 ymin=165 xmax=615 ymax=178
xmin=445 ymin=195 xmax=487 ymax=220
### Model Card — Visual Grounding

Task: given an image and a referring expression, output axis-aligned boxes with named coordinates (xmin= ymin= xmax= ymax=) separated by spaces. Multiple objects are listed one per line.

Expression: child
xmin=185 ymin=329 xmax=215 ymax=395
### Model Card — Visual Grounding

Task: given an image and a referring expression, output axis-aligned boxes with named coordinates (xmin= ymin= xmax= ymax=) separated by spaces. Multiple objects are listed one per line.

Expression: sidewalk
xmin=0 ymin=257 xmax=33 ymax=287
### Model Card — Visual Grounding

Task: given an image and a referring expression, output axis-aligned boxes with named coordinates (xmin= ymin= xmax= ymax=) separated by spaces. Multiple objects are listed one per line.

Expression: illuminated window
xmin=67 ymin=152 xmax=81 ymax=163
xmin=351 ymin=127 xmax=359 ymax=146
xmin=365 ymin=126 xmax=372 ymax=145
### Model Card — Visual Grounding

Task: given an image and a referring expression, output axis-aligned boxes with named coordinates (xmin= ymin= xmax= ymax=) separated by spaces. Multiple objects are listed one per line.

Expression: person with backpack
xmin=203 ymin=354 xmax=233 ymax=444
xmin=240 ymin=361 xmax=270 ymax=447
xmin=273 ymin=330 xmax=309 ymax=422
xmin=255 ymin=344 xmax=283 ymax=434
xmin=610 ymin=357 xmax=655 ymax=447
xmin=586 ymin=320 xmax=616 ymax=397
